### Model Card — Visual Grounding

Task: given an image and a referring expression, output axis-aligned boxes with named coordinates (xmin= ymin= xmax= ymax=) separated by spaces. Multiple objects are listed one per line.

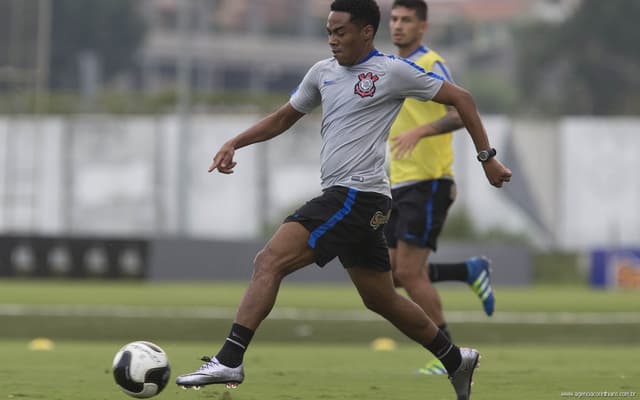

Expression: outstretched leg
xmin=347 ymin=266 xmax=479 ymax=399
xmin=234 ymin=222 xmax=316 ymax=330
xmin=176 ymin=222 xmax=315 ymax=389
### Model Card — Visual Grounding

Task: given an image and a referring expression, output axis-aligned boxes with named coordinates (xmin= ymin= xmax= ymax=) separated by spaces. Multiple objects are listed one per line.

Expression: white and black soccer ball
xmin=112 ymin=341 xmax=171 ymax=398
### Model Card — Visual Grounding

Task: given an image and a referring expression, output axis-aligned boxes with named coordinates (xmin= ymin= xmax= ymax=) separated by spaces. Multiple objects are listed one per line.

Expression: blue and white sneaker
xmin=466 ymin=257 xmax=495 ymax=316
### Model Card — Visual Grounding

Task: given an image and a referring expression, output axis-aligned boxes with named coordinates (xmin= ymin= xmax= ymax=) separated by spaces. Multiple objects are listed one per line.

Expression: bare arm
xmin=209 ymin=102 xmax=305 ymax=174
xmin=430 ymin=106 xmax=464 ymax=134
xmin=390 ymin=105 xmax=463 ymax=158
xmin=431 ymin=81 xmax=490 ymax=151
xmin=431 ymin=81 xmax=512 ymax=187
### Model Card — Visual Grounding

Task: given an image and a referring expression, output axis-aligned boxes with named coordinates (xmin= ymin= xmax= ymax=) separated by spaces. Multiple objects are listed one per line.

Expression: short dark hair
xmin=392 ymin=0 xmax=428 ymax=21
xmin=330 ymin=0 xmax=381 ymax=34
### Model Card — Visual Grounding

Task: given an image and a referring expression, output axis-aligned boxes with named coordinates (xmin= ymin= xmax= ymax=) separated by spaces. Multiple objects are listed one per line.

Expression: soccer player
xmin=385 ymin=0 xmax=496 ymax=376
xmin=176 ymin=1 xmax=512 ymax=399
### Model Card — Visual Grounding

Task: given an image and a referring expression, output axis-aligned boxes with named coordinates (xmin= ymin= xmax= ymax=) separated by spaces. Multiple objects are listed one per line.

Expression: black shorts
xmin=384 ymin=179 xmax=456 ymax=251
xmin=284 ymin=186 xmax=392 ymax=271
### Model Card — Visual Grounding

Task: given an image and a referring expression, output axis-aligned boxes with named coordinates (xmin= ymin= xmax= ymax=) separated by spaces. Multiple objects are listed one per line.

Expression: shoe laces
xmin=198 ymin=356 xmax=219 ymax=371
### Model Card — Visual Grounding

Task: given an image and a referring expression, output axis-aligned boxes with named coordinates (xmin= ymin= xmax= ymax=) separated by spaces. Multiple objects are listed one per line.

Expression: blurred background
xmin=0 ymin=0 xmax=639 ymax=288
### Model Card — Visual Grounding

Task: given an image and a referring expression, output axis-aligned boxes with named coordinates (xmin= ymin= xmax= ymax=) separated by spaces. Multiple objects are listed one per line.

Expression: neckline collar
xmin=356 ymin=48 xmax=382 ymax=65
xmin=405 ymin=45 xmax=428 ymax=59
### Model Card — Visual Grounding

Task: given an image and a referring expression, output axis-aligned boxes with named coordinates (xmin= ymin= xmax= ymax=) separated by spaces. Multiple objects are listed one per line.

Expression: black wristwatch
xmin=477 ymin=148 xmax=497 ymax=162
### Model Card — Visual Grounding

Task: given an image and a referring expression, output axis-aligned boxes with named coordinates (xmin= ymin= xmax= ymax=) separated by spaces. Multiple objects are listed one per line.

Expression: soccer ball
xmin=112 ymin=341 xmax=171 ymax=398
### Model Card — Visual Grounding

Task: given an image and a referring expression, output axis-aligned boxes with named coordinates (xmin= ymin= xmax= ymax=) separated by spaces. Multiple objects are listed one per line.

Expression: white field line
xmin=0 ymin=304 xmax=639 ymax=325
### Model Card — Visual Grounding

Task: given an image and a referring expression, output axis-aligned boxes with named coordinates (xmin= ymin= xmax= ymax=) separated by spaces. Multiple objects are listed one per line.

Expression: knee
xmin=360 ymin=292 xmax=392 ymax=315
xmin=361 ymin=295 xmax=381 ymax=314
xmin=252 ymin=247 xmax=283 ymax=280
xmin=393 ymin=263 xmax=422 ymax=286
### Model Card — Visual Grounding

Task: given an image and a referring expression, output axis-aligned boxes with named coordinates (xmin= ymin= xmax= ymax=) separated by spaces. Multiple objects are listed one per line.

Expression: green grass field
xmin=2 ymin=280 xmax=639 ymax=311
xmin=1 ymin=280 xmax=639 ymax=399
xmin=2 ymin=341 xmax=638 ymax=400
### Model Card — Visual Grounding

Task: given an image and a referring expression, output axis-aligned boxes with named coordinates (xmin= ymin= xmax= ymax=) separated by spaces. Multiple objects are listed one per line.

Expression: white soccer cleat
xmin=176 ymin=356 xmax=244 ymax=390
xmin=449 ymin=347 xmax=480 ymax=400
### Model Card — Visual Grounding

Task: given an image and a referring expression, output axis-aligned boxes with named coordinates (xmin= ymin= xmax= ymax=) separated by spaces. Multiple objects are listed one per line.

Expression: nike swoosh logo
xmin=323 ymin=80 xmax=336 ymax=86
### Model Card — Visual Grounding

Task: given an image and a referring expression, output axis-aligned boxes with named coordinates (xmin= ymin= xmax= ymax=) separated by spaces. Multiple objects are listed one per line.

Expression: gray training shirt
xmin=290 ymin=49 xmax=444 ymax=198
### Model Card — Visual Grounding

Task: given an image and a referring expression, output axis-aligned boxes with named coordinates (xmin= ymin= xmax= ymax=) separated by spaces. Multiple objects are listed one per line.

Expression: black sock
xmin=424 ymin=329 xmax=462 ymax=375
xmin=428 ymin=262 xmax=468 ymax=282
xmin=215 ymin=323 xmax=254 ymax=368
xmin=439 ymin=323 xmax=452 ymax=341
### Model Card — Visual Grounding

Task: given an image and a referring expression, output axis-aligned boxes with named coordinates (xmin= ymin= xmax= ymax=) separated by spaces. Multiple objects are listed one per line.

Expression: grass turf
xmin=1 ymin=340 xmax=638 ymax=400
xmin=1 ymin=280 xmax=639 ymax=344
xmin=1 ymin=280 xmax=639 ymax=312
xmin=1 ymin=281 xmax=639 ymax=399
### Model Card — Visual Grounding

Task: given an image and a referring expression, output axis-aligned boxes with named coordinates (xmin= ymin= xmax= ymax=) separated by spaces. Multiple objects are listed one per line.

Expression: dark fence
xmin=0 ymin=234 xmax=532 ymax=284
xmin=0 ymin=234 xmax=149 ymax=279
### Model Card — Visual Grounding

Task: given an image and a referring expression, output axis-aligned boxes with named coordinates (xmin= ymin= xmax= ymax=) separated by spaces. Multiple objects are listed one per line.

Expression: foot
xmin=449 ymin=347 xmax=480 ymax=400
xmin=417 ymin=358 xmax=447 ymax=376
xmin=466 ymin=257 xmax=495 ymax=316
xmin=175 ymin=356 xmax=244 ymax=390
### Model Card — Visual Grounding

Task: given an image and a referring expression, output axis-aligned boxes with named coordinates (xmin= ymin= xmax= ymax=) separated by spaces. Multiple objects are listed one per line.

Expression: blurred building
xmin=137 ymin=0 xmax=327 ymax=93
xmin=136 ymin=0 xmax=581 ymax=93
xmin=0 ymin=0 xmax=50 ymax=106
xmin=0 ymin=0 xmax=582 ymax=95
xmin=10 ymin=0 xmax=624 ymax=254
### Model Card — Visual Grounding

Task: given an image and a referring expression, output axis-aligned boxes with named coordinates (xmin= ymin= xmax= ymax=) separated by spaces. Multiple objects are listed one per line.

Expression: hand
xmin=208 ymin=141 xmax=237 ymax=174
xmin=390 ymin=127 xmax=425 ymax=159
xmin=482 ymin=158 xmax=512 ymax=188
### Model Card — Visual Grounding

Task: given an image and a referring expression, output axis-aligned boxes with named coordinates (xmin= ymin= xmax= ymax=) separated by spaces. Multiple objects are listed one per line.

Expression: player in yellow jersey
xmin=386 ymin=0 xmax=496 ymax=375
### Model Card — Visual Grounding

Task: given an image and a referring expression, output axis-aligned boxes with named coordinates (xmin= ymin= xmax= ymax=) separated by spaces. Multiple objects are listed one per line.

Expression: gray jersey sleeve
xmin=389 ymin=58 xmax=444 ymax=102
xmin=290 ymin=62 xmax=323 ymax=114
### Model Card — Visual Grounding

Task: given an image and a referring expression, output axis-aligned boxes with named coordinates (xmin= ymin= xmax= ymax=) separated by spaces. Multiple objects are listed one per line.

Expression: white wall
xmin=559 ymin=118 xmax=640 ymax=249
xmin=0 ymin=114 xmax=639 ymax=251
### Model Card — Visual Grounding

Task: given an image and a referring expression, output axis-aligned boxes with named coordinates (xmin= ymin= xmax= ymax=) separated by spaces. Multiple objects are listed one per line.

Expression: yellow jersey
xmin=389 ymin=46 xmax=454 ymax=186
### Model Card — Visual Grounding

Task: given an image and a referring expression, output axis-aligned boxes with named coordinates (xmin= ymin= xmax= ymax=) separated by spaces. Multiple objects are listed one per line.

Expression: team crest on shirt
xmin=354 ymin=72 xmax=379 ymax=98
